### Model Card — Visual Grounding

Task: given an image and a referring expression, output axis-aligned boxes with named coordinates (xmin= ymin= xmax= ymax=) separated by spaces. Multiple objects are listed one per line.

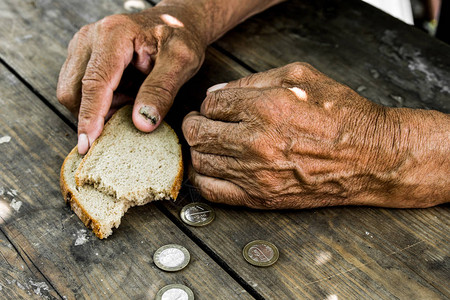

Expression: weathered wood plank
xmin=214 ymin=0 xmax=450 ymax=113
xmin=164 ymin=193 xmax=448 ymax=299
xmin=0 ymin=64 xmax=252 ymax=299
xmin=0 ymin=229 xmax=60 ymax=299
xmin=1 ymin=0 xmax=448 ymax=298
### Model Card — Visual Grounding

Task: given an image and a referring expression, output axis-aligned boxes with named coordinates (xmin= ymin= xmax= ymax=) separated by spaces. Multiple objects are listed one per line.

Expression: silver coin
xmin=180 ymin=203 xmax=215 ymax=227
xmin=153 ymin=244 xmax=190 ymax=272
xmin=243 ymin=240 xmax=279 ymax=267
xmin=155 ymin=284 xmax=194 ymax=300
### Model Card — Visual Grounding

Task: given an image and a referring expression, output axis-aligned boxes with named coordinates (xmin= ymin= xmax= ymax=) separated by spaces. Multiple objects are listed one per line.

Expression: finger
xmin=182 ymin=111 xmax=246 ymax=156
xmin=188 ymin=166 xmax=250 ymax=207
xmin=77 ymin=31 xmax=135 ymax=154
xmin=207 ymin=62 xmax=319 ymax=92
xmin=208 ymin=68 xmax=285 ymax=91
xmin=190 ymin=149 xmax=241 ymax=179
xmin=200 ymin=88 xmax=260 ymax=122
xmin=57 ymin=26 xmax=92 ymax=116
xmin=133 ymin=40 xmax=203 ymax=132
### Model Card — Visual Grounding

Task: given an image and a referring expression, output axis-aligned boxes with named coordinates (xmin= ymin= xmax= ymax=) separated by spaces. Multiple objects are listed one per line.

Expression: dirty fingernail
xmin=78 ymin=133 xmax=89 ymax=155
xmin=207 ymin=83 xmax=228 ymax=93
xmin=139 ymin=106 xmax=159 ymax=125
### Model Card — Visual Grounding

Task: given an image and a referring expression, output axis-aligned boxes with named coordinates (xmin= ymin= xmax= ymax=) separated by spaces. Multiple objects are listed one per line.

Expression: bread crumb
xmin=0 ymin=136 xmax=11 ymax=144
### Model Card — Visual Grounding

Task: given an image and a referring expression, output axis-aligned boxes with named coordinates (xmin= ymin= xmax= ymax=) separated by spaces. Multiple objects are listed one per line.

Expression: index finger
xmin=77 ymin=30 xmax=135 ymax=154
xmin=201 ymin=88 xmax=261 ymax=122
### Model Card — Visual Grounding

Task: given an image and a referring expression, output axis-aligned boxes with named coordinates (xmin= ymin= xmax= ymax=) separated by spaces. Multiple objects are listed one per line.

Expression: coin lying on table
xmin=155 ymin=284 xmax=194 ymax=300
xmin=153 ymin=244 xmax=190 ymax=272
xmin=180 ymin=202 xmax=215 ymax=227
xmin=243 ymin=240 xmax=279 ymax=267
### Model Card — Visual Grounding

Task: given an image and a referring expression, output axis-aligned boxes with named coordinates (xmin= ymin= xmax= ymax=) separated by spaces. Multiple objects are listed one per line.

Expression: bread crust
xmin=166 ymin=126 xmax=184 ymax=200
xmin=60 ymin=146 xmax=107 ymax=239
xmin=62 ymin=106 xmax=184 ymax=239
xmin=75 ymin=105 xmax=184 ymax=201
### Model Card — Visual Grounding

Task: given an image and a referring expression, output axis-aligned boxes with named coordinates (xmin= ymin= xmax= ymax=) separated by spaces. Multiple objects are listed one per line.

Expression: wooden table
xmin=0 ymin=0 xmax=449 ymax=299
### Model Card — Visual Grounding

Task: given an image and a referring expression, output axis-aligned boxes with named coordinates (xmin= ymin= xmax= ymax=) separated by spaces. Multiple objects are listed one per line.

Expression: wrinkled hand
xmin=182 ymin=63 xmax=443 ymax=209
xmin=57 ymin=6 xmax=206 ymax=154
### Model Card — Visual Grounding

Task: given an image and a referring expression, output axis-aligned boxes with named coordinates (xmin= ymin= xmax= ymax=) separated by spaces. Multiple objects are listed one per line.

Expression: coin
xmin=180 ymin=202 xmax=215 ymax=227
xmin=243 ymin=240 xmax=279 ymax=267
xmin=153 ymin=244 xmax=190 ymax=272
xmin=155 ymin=284 xmax=194 ymax=300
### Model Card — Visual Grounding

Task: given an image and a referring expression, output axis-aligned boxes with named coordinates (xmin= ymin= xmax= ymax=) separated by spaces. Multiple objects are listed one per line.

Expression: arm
xmin=182 ymin=63 xmax=449 ymax=209
xmin=57 ymin=0 xmax=284 ymax=154
xmin=157 ymin=0 xmax=285 ymax=45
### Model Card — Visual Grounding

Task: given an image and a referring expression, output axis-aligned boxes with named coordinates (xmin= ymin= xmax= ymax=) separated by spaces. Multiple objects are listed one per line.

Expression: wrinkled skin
xmin=182 ymin=63 xmax=449 ymax=209
xmin=57 ymin=6 xmax=206 ymax=154
xmin=57 ymin=2 xmax=449 ymax=209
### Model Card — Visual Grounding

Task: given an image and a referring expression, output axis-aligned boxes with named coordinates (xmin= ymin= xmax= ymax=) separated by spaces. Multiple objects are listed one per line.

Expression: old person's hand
xmin=57 ymin=6 xmax=206 ymax=154
xmin=182 ymin=63 xmax=449 ymax=209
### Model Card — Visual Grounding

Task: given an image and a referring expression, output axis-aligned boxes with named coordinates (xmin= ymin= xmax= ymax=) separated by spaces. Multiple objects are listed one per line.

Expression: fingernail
xmin=207 ymin=83 xmax=228 ymax=93
xmin=139 ymin=106 xmax=159 ymax=125
xmin=78 ymin=133 xmax=89 ymax=155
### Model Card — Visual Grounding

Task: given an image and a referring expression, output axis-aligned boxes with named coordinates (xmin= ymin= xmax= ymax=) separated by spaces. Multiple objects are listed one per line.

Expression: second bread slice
xmin=75 ymin=105 xmax=183 ymax=205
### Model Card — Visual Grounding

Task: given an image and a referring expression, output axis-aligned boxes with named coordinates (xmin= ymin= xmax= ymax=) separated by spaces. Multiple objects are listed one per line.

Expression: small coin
xmin=243 ymin=240 xmax=279 ymax=267
xmin=153 ymin=244 xmax=190 ymax=272
xmin=155 ymin=284 xmax=194 ymax=300
xmin=180 ymin=202 xmax=215 ymax=227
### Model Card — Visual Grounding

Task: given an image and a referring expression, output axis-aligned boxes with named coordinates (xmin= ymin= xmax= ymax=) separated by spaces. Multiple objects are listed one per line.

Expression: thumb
xmin=133 ymin=43 xmax=202 ymax=132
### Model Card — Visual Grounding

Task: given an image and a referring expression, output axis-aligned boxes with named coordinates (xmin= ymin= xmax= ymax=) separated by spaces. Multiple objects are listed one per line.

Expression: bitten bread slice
xmin=75 ymin=105 xmax=183 ymax=205
xmin=61 ymin=147 xmax=130 ymax=239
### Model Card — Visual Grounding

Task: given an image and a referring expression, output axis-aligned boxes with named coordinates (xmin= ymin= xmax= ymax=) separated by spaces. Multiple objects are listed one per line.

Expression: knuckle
xmin=281 ymin=62 xmax=317 ymax=87
xmin=236 ymin=73 xmax=257 ymax=87
xmin=182 ymin=117 xmax=201 ymax=146
xmin=97 ymin=14 xmax=129 ymax=32
xmin=56 ymin=88 xmax=73 ymax=106
xmin=190 ymin=150 xmax=204 ymax=172
xmin=77 ymin=105 xmax=99 ymax=128
xmin=81 ymin=76 xmax=105 ymax=96
xmin=287 ymin=62 xmax=310 ymax=77
xmin=138 ymin=84 xmax=175 ymax=111
xmin=77 ymin=24 xmax=92 ymax=37
xmin=70 ymin=25 xmax=91 ymax=45
xmin=82 ymin=64 xmax=110 ymax=91
xmin=171 ymin=40 xmax=200 ymax=66
xmin=210 ymin=89 xmax=236 ymax=110
xmin=140 ymin=84 xmax=174 ymax=101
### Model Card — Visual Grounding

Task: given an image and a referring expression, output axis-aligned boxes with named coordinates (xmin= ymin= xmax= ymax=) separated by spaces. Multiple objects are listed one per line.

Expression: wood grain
xmin=164 ymin=193 xmax=449 ymax=299
xmin=0 ymin=0 xmax=448 ymax=299
xmin=0 ymin=229 xmax=60 ymax=299
xmin=0 ymin=64 xmax=252 ymax=299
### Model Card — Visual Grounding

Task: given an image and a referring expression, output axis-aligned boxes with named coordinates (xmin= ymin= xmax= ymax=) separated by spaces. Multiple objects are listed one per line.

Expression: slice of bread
xmin=61 ymin=147 xmax=130 ymax=239
xmin=75 ymin=105 xmax=183 ymax=205
xmin=60 ymin=105 xmax=183 ymax=239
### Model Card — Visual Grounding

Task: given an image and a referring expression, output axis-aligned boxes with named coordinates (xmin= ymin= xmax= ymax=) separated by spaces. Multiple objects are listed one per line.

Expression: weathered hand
xmin=182 ymin=63 xmax=450 ymax=209
xmin=57 ymin=5 xmax=206 ymax=154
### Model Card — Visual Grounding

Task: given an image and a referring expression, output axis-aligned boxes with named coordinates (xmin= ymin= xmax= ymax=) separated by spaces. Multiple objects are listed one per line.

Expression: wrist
xmin=390 ymin=108 xmax=450 ymax=207
xmin=351 ymin=106 xmax=450 ymax=208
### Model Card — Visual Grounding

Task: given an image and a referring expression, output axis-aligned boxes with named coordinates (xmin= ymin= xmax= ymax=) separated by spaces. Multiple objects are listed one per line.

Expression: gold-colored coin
xmin=155 ymin=284 xmax=194 ymax=300
xmin=153 ymin=244 xmax=190 ymax=272
xmin=180 ymin=202 xmax=215 ymax=227
xmin=243 ymin=240 xmax=279 ymax=267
